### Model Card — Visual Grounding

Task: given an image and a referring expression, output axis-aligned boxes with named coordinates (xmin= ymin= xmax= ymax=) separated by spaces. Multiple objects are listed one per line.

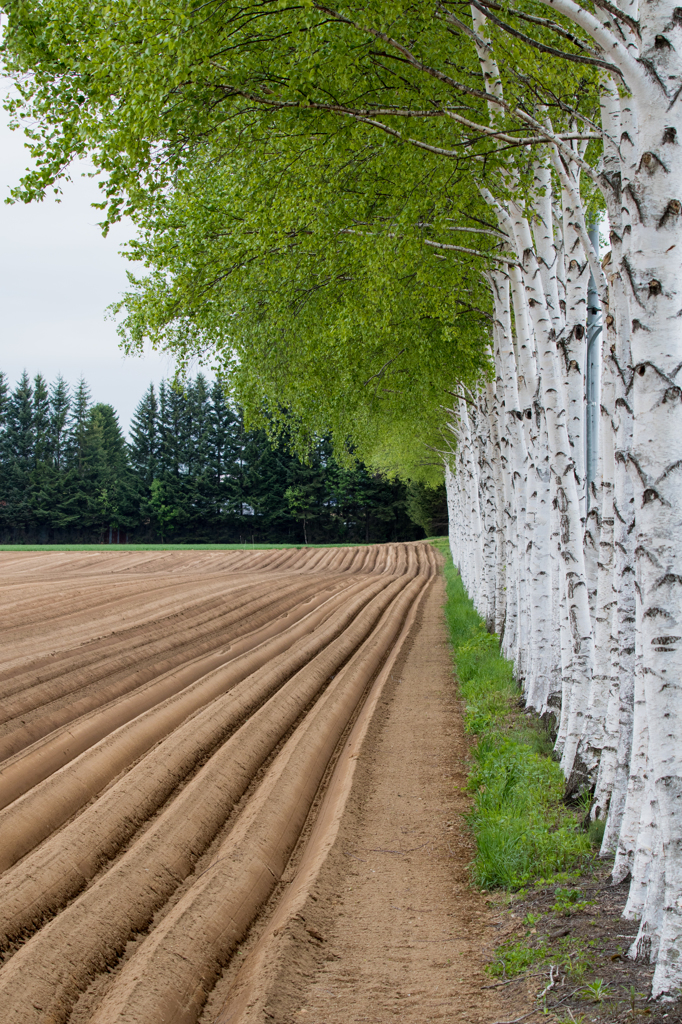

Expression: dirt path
xmin=287 ymin=577 xmax=517 ymax=1022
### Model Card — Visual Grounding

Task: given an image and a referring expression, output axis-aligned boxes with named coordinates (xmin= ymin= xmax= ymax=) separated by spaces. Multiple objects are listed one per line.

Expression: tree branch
xmin=469 ymin=0 xmax=624 ymax=77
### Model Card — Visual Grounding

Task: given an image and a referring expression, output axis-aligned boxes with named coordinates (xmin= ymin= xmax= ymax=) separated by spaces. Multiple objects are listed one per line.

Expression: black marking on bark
xmin=633 ymin=360 xmax=677 ymax=390
xmin=641 ymin=150 xmax=669 ymax=174
xmin=661 ymin=385 xmax=682 ymax=404
xmin=632 ymin=319 xmax=651 ymax=333
xmin=662 ymin=126 xmax=677 ymax=144
xmin=625 ymin=183 xmax=646 ymax=225
xmin=656 ymin=458 xmax=682 ymax=484
xmin=645 ymin=607 xmax=674 ymax=620
xmin=621 ymin=254 xmax=644 ymax=306
xmin=629 ymin=455 xmax=649 ymax=488
xmin=654 ymin=34 xmax=671 ymax=49
xmin=668 ymin=83 xmax=682 ymax=110
xmin=612 ymin=353 xmax=633 ymax=390
xmin=649 ymin=279 xmax=663 ymax=297
xmin=642 ymin=487 xmax=666 ymax=505
xmin=658 ymin=199 xmax=682 ymax=228
xmin=651 ymin=635 xmax=681 ymax=645
xmin=638 ymin=60 xmax=672 ymax=100
xmin=654 ymin=573 xmax=682 ymax=589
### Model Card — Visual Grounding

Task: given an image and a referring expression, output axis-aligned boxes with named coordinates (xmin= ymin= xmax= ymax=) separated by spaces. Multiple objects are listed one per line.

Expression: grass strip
xmin=0 ymin=542 xmax=375 ymax=552
xmin=430 ymin=538 xmax=591 ymax=890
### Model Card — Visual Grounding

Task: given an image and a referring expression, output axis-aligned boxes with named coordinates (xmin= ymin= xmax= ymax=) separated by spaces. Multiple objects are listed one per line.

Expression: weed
xmin=552 ymin=887 xmax=596 ymax=917
xmin=488 ymin=938 xmax=550 ymax=978
xmin=556 ymin=936 xmax=595 ymax=980
xmin=582 ymin=978 xmax=612 ymax=1003
xmin=629 ymin=984 xmax=650 ymax=1016
xmin=488 ymin=934 xmax=595 ymax=982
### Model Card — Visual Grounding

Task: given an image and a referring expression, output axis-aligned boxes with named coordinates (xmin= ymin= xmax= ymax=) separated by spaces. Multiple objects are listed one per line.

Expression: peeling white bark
xmin=442 ymin=0 xmax=682 ymax=995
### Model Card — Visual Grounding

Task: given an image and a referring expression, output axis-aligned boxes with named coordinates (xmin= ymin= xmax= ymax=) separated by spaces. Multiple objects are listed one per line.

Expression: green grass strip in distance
xmin=0 ymin=542 xmax=376 ymax=552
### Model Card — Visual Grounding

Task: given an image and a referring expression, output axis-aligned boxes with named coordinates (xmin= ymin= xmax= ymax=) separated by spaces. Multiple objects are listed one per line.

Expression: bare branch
xmin=469 ymin=0 xmax=624 ymax=77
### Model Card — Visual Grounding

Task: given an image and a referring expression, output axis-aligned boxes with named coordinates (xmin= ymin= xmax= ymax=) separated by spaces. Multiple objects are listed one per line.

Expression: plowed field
xmin=0 ymin=543 xmax=444 ymax=1024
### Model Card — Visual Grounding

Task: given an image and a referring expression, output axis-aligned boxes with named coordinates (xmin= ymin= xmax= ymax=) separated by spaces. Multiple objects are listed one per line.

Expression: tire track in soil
xmin=0 ymin=543 xmax=506 ymax=1024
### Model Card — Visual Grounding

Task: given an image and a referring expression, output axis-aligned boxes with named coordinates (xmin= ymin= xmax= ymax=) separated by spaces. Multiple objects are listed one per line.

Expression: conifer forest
xmin=0 ymin=371 xmax=429 ymax=545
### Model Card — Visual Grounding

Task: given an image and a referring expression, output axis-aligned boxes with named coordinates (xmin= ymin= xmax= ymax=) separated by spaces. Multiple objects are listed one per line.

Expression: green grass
xmin=430 ymin=538 xmax=591 ymax=890
xmin=0 ymin=542 xmax=374 ymax=552
xmin=489 ymin=933 xmax=596 ymax=980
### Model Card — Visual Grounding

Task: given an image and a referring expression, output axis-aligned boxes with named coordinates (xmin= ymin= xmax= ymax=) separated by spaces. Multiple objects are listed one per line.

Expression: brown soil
xmin=208 ymin=576 xmax=529 ymax=1024
xmin=0 ymin=545 xmax=529 ymax=1024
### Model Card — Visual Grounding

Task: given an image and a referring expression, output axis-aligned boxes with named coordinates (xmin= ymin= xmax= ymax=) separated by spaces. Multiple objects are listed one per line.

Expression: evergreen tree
xmin=65 ymin=377 xmax=92 ymax=474
xmin=284 ymin=445 xmax=327 ymax=545
xmin=0 ymin=369 xmax=423 ymax=544
xmin=181 ymin=375 xmax=213 ymax=535
xmin=6 ymin=371 xmax=35 ymax=470
xmin=0 ymin=371 xmax=10 ymax=433
xmin=405 ymin=482 xmax=448 ymax=538
xmin=1 ymin=372 xmax=35 ymax=535
xmin=208 ymin=381 xmax=243 ymax=528
xmin=33 ymin=374 xmax=51 ymax=467
xmin=154 ymin=381 xmax=187 ymax=537
xmin=129 ymin=383 xmax=159 ymax=485
xmin=49 ymin=376 xmax=71 ymax=471
xmin=84 ymin=403 xmax=135 ymax=539
xmin=30 ymin=373 xmax=60 ymax=540
xmin=242 ymin=425 xmax=299 ymax=541
xmin=0 ymin=372 xmax=10 ymax=530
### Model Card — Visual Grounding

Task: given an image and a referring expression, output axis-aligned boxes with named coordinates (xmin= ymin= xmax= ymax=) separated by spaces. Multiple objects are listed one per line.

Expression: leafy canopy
xmin=2 ymin=0 xmax=604 ymax=478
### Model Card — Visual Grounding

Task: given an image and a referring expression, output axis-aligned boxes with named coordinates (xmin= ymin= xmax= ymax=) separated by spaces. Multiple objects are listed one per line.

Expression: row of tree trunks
xmin=445 ymin=1 xmax=682 ymax=1000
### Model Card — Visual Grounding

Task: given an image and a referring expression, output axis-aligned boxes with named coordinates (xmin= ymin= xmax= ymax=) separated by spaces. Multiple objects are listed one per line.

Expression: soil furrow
xmin=0 ymin=543 xmax=440 ymax=1024
xmin=0 ymin=577 xmax=337 ymax=758
xmin=0 ymin=579 xmax=350 ymax=809
xmin=0 ymin=574 xmax=419 ymax=1023
xmin=0 ymin=575 xmax=263 ymax=693
xmin=212 ymin=570 xmax=434 ymax=1024
xmin=0 ymin=575 xmax=385 ymax=875
xmin=87 ymin=574 xmax=428 ymax=1024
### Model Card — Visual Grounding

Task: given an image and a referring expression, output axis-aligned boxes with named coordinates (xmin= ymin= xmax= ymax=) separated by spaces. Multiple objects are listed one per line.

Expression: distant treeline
xmin=0 ymin=370 xmax=444 ymax=545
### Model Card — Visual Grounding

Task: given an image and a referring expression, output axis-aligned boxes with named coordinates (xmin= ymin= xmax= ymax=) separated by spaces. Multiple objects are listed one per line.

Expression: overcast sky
xmin=0 ymin=80 xmax=189 ymax=436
